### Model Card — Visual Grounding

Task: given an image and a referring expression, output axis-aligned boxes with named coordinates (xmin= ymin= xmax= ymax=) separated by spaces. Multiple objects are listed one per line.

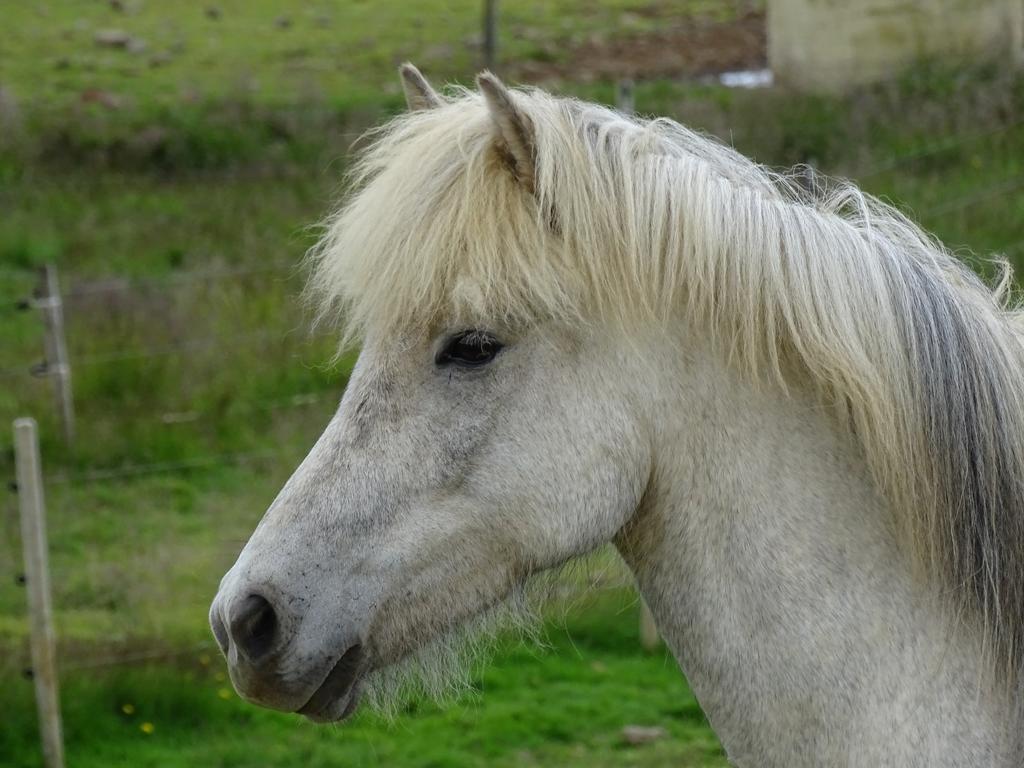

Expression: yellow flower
xmin=217 ymin=688 xmax=232 ymax=700
xmin=214 ymin=671 xmax=226 ymax=682
xmin=198 ymin=654 xmax=211 ymax=666
xmin=140 ymin=722 xmax=155 ymax=735
xmin=121 ymin=703 xmax=135 ymax=715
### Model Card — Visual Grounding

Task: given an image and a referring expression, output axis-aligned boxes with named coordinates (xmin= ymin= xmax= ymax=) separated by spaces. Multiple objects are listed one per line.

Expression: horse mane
xmin=308 ymin=83 xmax=1024 ymax=674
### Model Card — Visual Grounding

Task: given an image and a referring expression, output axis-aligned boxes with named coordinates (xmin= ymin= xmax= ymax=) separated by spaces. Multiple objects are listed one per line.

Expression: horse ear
xmin=477 ymin=72 xmax=536 ymax=194
xmin=399 ymin=63 xmax=443 ymax=111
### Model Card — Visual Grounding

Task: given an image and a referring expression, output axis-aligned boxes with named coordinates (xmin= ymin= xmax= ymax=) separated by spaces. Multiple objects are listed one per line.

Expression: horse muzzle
xmin=209 ymin=583 xmax=368 ymax=721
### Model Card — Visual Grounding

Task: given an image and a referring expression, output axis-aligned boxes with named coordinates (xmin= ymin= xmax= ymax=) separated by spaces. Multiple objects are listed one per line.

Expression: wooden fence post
xmin=14 ymin=417 xmax=65 ymax=768
xmin=32 ymin=266 xmax=75 ymax=446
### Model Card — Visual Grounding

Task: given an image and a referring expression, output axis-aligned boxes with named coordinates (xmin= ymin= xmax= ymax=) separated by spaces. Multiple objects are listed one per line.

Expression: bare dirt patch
xmin=513 ymin=8 xmax=766 ymax=84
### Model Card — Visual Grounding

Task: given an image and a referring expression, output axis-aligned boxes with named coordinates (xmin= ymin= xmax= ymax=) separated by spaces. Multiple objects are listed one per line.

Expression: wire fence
xmin=4 ymin=15 xmax=1019 ymax=766
xmin=73 ymin=327 xmax=322 ymax=367
xmin=0 ymin=326 xmax=330 ymax=378
xmin=60 ymin=260 xmax=302 ymax=297
xmin=5 ymin=95 xmax=1024 ymax=687
xmin=0 ymin=118 xmax=1020 ymax=389
xmin=851 ymin=117 xmax=1024 ymax=180
xmin=58 ymin=641 xmax=218 ymax=673
xmin=47 ymin=447 xmax=296 ymax=486
xmin=2 ymin=258 xmax=341 ymax=658
xmin=1 ymin=117 xmax=1022 ymax=452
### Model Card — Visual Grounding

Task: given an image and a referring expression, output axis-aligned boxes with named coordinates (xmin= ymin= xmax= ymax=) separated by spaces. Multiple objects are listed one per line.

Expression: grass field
xmin=1 ymin=0 xmax=760 ymax=105
xmin=4 ymin=2 xmax=1024 ymax=767
xmin=2 ymin=587 xmax=729 ymax=768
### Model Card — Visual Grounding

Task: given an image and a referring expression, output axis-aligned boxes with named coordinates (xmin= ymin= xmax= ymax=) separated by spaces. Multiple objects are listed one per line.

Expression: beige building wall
xmin=768 ymin=0 xmax=1024 ymax=91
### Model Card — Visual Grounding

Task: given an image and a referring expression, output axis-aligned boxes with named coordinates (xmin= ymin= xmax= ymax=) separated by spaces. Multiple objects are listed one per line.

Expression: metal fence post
xmin=615 ymin=78 xmax=635 ymax=116
xmin=14 ymin=417 xmax=65 ymax=768
xmin=32 ymin=266 xmax=75 ymax=446
xmin=482 ymin=0 xmax=498 ymax=71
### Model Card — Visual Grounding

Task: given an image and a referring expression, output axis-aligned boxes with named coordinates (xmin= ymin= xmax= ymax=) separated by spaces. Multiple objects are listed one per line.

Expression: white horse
xmin=211 ymin=65 xmax=1024 ymax=766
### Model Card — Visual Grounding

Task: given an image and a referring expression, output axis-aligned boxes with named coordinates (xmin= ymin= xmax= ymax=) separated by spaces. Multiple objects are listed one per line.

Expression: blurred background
xmin=2 ymin=2 xmax=1023 ymax=766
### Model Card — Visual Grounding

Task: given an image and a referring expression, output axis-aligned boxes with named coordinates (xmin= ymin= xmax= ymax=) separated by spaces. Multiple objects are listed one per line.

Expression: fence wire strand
xmin=2 ymin=174 xmax=1022 ymax=378
xmin=58 ymin=641 xmax=217 ymax=673
xmin=4 ymin=97 xmax=1024 ymax=681
xmin=928 ymin=175 xmax=1024 ymax=216
xmin=61 ymin=261 xmax=302 ymax=298
xmin=47 ymin=447 xmax=297 ymax=486
xmin=853 ymin=117 xmax=1024 ymax=180
xmin=72 ymin=327 xmax=327 ymax=366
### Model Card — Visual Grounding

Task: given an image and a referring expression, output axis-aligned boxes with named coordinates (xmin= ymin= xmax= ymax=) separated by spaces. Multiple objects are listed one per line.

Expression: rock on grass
xmin=94 ymin=29 xmax=131 ymax=47
xmin=621 ymin=725 xmax=668 ymax=746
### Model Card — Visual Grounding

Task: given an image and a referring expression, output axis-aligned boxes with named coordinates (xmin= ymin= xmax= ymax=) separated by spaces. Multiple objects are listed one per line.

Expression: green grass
xmin=0 ymin=462 xmax=309 ymax=650
xmin=2 ymin=0 xmax=757 ymax=108
xmin=0 ymin=0 xmax=764 ymax=173
xmin=2 ymin=590 xmax=727 ymax=768
xmin=0 ymin=172 xmax=349 ymax=468
xmin=4 ymin=3 xmax=1024 ymax=767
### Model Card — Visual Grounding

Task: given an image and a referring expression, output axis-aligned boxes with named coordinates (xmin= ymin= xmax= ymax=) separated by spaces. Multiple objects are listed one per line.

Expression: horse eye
xmin=435 ymin=331 xmax=504 ymax=367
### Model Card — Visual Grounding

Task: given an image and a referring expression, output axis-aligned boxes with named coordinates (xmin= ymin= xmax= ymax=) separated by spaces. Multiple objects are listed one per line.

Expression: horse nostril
xmin=210 ymin=607 xmax=229 ymax=655
xmin=228 ymin=594 xmax=280 ymax=664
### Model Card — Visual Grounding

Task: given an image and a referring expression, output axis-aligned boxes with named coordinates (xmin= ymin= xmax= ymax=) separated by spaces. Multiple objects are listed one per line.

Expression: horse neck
xmin=614 ymin=340 xmax=1014 ymax=767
